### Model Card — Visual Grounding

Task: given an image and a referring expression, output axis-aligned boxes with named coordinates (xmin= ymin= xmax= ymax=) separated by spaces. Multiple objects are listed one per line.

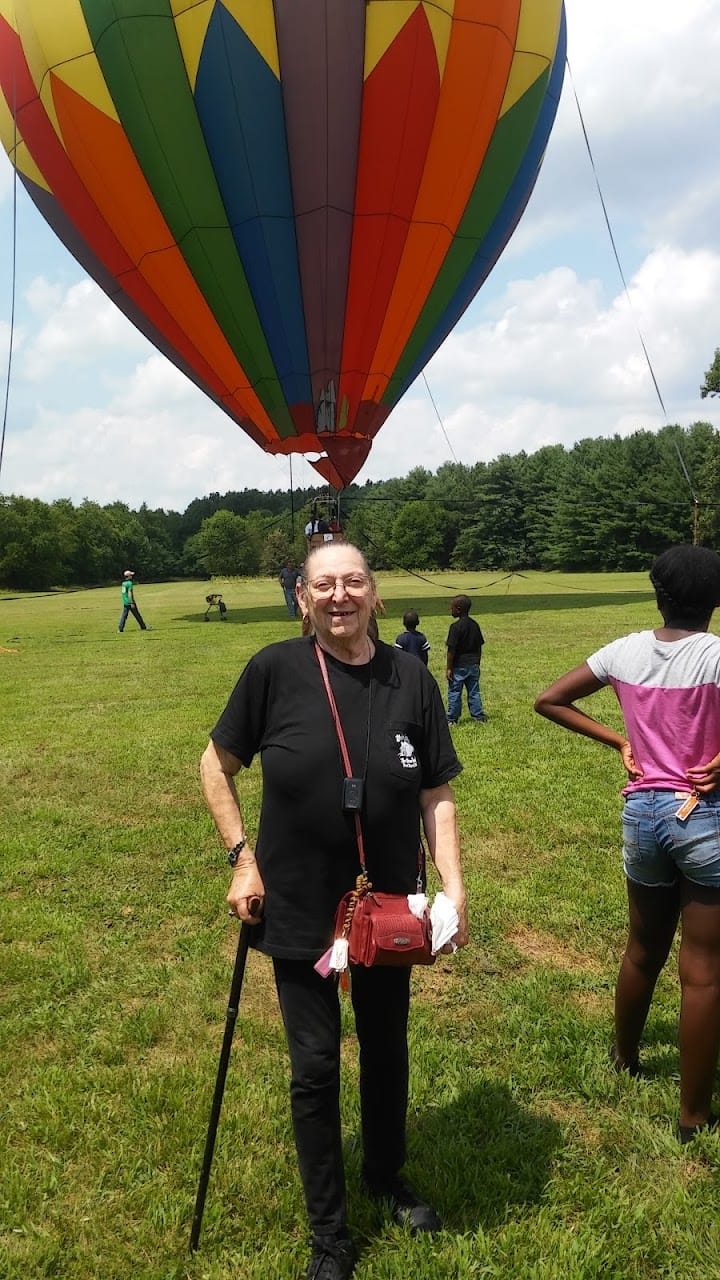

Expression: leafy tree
xmin=518 ymin=446 xmax=567 ymax=568
xmin=377 ymin=466 xmax=432 ymax=504
xmin=701 ymin=349 xmax=720 ymax=399
xmin=546 ymin=437 xmax=631 ymax=570
xmin=51 ymin=498 xmax=81 ymax=581
xmin=450 ymin=456 xmax=528 ymax=570
xmin=696 ymin=429 xmax=720 ymax=546
xmin=179 ymin=530 xmax=209 ymax=578
xmin=178 ymin=492 xmax=227 ymax=543
xmin=0 ymin=496 xmax=66 ymax=589
xmin=104 ymin=502 xmax=154 ymax=575
xmin=344 ymin=498 xmax=398 ymax=569
xmin=260 ymin=527 xmax=297 ymax=578
xmin=192 ymin=509 xmax=256 ymax=576
xmin=389 ymin=501 xmax=451 ymax=569
xmin=136 ymin=504 xmax=182 ymax=579
xmin=243 ymin=509 xmax=277 ymax=576
xmin=69 ymin=501 xmax=129 ymax=582
xmin=427 ymin=461 xmax=485 ymax=514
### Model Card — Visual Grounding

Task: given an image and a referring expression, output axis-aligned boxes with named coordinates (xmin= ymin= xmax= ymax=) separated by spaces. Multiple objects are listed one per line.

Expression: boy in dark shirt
xmin=445 ymin=595 xmax=486 ymax=723
xmin=395 ymin=609 xmax=430 ymax=665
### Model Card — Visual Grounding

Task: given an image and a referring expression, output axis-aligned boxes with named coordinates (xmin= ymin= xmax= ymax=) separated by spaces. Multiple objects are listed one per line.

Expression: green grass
xmin=3 ymin=570 xmax=720 ymax=1279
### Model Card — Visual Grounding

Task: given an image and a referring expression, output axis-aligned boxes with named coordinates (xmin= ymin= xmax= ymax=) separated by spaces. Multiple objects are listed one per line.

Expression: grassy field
xmin=3 ymin=569 xmax=720 ymax=1280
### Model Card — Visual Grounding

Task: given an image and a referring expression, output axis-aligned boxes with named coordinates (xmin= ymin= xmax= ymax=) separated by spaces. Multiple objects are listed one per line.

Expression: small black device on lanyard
xmin=342 ymin=776 xmax=364 ymax=812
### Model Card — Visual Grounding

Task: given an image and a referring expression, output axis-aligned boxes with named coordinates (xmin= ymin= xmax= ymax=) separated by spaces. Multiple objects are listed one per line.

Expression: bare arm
xmin=419 ymin=782 xmax=468 ymax=948
xmin=534 ymin=663 xmax=642 ymax=780
xmin=200 ymin=739 xmax=265 ymax=922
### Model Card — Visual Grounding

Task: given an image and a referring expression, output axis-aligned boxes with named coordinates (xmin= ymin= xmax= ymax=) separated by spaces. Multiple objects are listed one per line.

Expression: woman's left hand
xmin=686 ymin=755 xmax=720 ymax=794
xmin=441 ymin=891 xmax=468 ymax=951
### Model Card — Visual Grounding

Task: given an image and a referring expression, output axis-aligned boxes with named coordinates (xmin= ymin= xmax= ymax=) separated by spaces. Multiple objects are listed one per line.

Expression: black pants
xmin=273 ymin=958 xmax=411 ymax=1236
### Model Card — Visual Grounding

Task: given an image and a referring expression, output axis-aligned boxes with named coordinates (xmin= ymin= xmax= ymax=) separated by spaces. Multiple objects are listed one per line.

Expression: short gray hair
xmin=301 ymin=541 xmax=373 ymax=585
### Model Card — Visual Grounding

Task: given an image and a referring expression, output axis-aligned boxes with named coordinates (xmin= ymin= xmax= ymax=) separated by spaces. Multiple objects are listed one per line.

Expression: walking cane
xmin=189 ymin=900 xmax=260 ymax=1252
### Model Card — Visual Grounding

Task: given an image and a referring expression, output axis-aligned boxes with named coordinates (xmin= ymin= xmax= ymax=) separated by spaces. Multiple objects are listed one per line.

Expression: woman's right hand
xmin=227 ymin=857 xmax=266 ymax=923
xmin=620 ymin=739 xmax=643 ymax=782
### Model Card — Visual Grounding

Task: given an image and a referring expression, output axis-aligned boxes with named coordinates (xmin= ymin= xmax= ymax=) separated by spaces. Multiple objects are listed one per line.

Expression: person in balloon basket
xmin=535 ymin=545 xmax=720 ymax=1144
xmin=446 ymin=595 xmax=485 ymax=723
xmin=117 ymin=570 xmax=149 ymax=632
xmin=201 ymin=542 xmax=468 ymax=1279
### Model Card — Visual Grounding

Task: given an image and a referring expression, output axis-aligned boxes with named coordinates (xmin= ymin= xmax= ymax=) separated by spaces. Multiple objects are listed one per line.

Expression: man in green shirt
xmin=118 ymin=571 xmax=149 ymax=632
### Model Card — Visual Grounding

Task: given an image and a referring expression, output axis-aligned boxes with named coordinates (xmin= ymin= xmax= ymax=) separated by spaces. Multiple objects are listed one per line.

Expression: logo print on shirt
xmin=395 ymin=733 xmax=417 ymax=770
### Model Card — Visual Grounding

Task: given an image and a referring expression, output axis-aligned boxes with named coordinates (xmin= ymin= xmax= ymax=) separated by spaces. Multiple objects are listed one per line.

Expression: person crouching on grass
xmin=535 ymin=544 xmax=720 ymax=1143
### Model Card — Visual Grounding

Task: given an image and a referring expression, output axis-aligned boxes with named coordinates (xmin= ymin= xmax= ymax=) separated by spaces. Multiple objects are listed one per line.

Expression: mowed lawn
xmin=3 ymin=570 xmax=720 ymax=1280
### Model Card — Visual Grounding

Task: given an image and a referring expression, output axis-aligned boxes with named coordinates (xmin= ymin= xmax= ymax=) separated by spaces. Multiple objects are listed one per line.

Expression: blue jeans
xmin=447 ymin=663 xmax=484 ymax=722
xmin=118 ymin=603 xmax=146 ymax=631
xmin=282 ymin=586 xmax=297 ymax=618
xmin=622 ymin=790 xmax=720 ymax=889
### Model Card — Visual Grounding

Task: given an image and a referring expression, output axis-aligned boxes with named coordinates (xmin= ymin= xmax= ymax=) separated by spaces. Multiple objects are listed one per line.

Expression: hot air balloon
xmin=0 ymin=1 xmax=566 ymax=490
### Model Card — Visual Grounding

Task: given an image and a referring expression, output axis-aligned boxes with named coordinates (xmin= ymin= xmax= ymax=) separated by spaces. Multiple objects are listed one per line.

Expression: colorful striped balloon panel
xmin=0 ymin=0 xmax=566 ymax=488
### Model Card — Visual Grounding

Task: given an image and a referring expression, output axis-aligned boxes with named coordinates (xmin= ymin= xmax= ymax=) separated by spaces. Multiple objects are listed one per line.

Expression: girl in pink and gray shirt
xmin=536 ymin=544 xmax=720 ymax=1144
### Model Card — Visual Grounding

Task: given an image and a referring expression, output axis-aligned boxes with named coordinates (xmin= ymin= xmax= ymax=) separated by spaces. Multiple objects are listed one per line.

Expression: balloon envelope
xmin=0 ymin=1 xmax=565 ymax=488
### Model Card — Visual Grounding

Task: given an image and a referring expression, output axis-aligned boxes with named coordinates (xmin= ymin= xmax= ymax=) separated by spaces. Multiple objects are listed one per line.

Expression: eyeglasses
xmin=305 ymin=574 xmax=371 ymax=598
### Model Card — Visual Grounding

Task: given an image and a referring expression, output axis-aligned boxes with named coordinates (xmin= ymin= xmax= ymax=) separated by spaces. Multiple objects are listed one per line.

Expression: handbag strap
xmin=314 ymin=641 xmax=425 ymax=890
xmin=315 ymin=642 xmax=368 ymax=876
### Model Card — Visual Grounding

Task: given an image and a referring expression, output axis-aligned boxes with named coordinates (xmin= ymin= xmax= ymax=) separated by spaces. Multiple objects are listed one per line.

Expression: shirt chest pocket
xmin=380 ymin=723 xmax=423 ymax=783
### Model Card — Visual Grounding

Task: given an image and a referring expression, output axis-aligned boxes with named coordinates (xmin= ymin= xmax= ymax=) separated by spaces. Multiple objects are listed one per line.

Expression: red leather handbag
xmin=335 ymin=885 xmax=435 ymax=968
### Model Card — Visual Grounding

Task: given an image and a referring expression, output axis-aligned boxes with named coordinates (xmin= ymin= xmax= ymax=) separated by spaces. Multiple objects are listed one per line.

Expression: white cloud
xmin=367 ymin=244 xmax=720 ymax=478
xmin=563 ymin=0 xmax=720 ymax=120
xmin=528 ymin=0 xmax=720 ymax=264
xmin=21 ymin=278 xmax=146 ymax=381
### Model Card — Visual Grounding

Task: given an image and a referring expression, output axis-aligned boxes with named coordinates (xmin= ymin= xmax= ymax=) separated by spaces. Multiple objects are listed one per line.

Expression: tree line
xmin=2 ymin=421 xmax=719 ymax=590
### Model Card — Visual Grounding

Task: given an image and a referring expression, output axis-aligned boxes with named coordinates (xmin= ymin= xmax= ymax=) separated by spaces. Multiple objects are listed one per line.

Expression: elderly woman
xmin=201 ymin=542 xmax=467 ymax=1280
xmin=535 ymin=545 xmax=720 ymax=1144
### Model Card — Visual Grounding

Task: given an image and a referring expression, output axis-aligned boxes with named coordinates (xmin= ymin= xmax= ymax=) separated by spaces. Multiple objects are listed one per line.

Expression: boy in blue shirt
xmin=394 ymin=609 xmax=430 ymax=665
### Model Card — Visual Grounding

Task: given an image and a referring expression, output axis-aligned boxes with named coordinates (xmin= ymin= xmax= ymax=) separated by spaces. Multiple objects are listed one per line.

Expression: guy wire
xmin=0 ymin=81 xmax=18 ymax=485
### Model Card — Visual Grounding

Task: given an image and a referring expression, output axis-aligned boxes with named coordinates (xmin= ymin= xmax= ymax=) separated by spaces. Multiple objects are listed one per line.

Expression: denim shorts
xmin=622 ymin=790 xmax=720 ymax=889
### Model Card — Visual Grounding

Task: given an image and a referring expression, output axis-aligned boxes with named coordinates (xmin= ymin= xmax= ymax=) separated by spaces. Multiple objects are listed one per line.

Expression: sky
xmin=0 ymin=0 xmax=719 ymax=513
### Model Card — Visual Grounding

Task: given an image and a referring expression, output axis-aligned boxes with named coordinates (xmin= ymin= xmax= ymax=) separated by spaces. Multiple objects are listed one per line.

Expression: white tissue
xmin=430 ymin=892 xmax=460 ymax=954
xmin=407 ymin=893 xmax=429 ymax=920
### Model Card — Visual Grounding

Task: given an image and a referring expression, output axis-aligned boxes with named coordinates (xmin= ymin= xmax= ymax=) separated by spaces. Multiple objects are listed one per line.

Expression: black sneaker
xmin=364 ymin=1174 xmax=441 ymax=1234
xmin=305 ymin=1233 xmax=356 ymax=1280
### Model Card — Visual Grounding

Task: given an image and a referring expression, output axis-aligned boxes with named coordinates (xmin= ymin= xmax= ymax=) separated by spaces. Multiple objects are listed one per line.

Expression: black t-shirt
xmin=211 ymin=637 xmax=462 ymax=959
xmin=446 ymin=615 xmax=484 ymax=666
